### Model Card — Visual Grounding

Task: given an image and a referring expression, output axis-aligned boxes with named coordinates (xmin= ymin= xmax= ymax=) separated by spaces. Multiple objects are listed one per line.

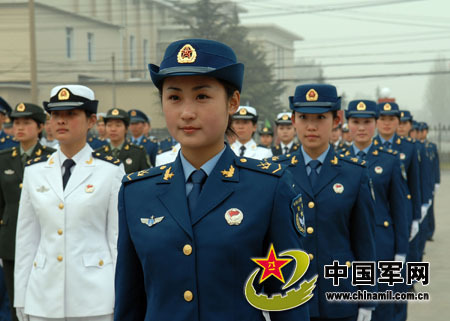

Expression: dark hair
xmin=292 ymin=110 xmax=339 ymax=118
xmin=104 ymin=117 xmax=129 ymax=129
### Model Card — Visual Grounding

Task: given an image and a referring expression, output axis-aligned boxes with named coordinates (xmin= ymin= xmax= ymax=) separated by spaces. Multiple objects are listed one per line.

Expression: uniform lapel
xmin=190 ymin=147 xmax=237 ymax=225
xmin=44 ymin=151 xmax=64 ymax=201
xmin=313 ymin=148 xmax=340 ymax=196
xmin=64 ymin=148 xmax=95 ymax=197
xmin=156 ymin=157 xmax=193 ymax=239
xmin=291 ymin=152 xmax=314 ymax=199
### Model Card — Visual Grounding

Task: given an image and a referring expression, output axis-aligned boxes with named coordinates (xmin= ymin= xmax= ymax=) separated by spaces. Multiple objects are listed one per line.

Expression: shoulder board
xmin=128 ymin=144 xmax=145 ymax=151
xmin=379 ymin=148 xmax=398 ymax=156
xmin=337 ymin=154 xmax=366 ymax=167
xmin=158 ymin=145 xmax=172 ymax=154
xmin=25 ymin=154 xmax=51 ymax=166
xmin=235 ymin=157 xmax=285 ymax=177
xmin=123 ymin=164 xmax=169 ymax=183
xmin=92 ymin=152 xmax=121 ymax=166
xmin=0 ymin=146 xmax=15 ymax=155
xmin=269 ymin=153 xmax=297 ymax=165
xmin=0 ymin=137 xmax=6 ymax=143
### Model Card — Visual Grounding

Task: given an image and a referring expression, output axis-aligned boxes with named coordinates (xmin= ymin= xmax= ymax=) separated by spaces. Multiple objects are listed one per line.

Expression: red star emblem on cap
xmin=252 ymin=244 xmax=292 ymax=283
xmin=180 ymin=46 xmax=192 ymax=58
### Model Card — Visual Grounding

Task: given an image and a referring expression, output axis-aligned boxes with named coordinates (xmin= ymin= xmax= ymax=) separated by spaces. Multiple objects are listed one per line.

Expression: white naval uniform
xmin=14 ymin=144 xmax=124 ymax=319
xmin=230 ymin=139 xmax=272 ymax=160
xmin=155 ymin=143 xmax=181 ymax=166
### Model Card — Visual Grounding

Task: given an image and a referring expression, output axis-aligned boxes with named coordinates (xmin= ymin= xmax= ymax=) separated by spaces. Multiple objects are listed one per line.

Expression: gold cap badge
xmin=281 ymin=114 xmax=289 ymax=121
xmin=356 ymin=102 xmax=366 ymax=111
xmin=306 ymin=89 xmax=318 ymax=101
xmin=130 ymin=110 xmax=137 ymax=116
xmin=239 ymin=108 xmax=247 ymax=115
xmin=263 ymin=127 xmax=268 ymax=132
xmin=58 ymin=88 xmax=70 ymax=101
xmin=384 ymin=103 xmax=392 ymax=111
xmin=111 ymin=109 xmax=119 ymax=116
xmin=400 ymin=112 xmax=404 ymax=117
xmin=177 ymin=44 xmax=197 ymax=64
xmin=17 ymin=103 xmax=26 ymax=112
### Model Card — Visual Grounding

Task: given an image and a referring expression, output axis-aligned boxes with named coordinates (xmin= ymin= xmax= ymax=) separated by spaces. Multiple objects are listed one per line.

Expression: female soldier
xmin=14 ymin=85 xmax=124 ymax=321
xmin=272 ymin=84 xmax=376 ymax=321
xmin=344 ymin=100 xmax=409 ymax=321
xmin=114 ymin=38 xmax=309 ymax=321
xmin=0 ymin=103 xmax=54 ymax=321
xmin=96 ymin=108 xmax=149 ymax=173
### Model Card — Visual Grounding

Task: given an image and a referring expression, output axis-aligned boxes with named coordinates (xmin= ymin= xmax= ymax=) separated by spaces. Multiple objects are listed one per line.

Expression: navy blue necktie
xmin=188 ymin=169 xmax=207 ymax=216
xmin=308 ymin=160 xmax=321 ymax=188
xmin=383 ymin=141 xmax=391 ymax=149
xmin=239 ymin=145 xmax=246 ymax=157
xmin=283 ymin=146 xmax=289 ymax=155
xmin=62 ymin=159 xmax=76 ymax=190
xmin=357 ymin=151 xmax=366 ymax=160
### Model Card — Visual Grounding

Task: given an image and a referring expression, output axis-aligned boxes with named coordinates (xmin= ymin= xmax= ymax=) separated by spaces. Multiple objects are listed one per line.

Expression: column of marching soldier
xmin=0 ymin=45 xmax=440 ymax=321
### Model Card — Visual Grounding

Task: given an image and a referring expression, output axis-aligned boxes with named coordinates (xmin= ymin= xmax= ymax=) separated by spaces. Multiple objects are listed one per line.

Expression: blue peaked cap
xmin=399 ymin=110 xmax=413 ymax=122
xmin=377 ymin=102 xmax=400 ymax=116
xmin=345 ymin=100 xmax=379 ymax=119
xmin=149 ymin=39 xmax=244 ymax=92
xmin=289 ymin=84 xmax=341 ymax=114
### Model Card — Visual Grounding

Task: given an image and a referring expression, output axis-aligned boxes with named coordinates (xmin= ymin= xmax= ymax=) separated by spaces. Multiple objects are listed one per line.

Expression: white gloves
xmin=409 ymin=220 xmax=420 ymax=241
xmin=16 ymin=308 xmax=29 ymax=321
xmin=420 ymin=204 xmax=429 ymax=223
xmin=357 ymin=307 xmax=372 ymax=321
xmin=435 ymin=183 xmax=440 ymax=193
xmin=394 ymin=254 xmax=406 ymax=264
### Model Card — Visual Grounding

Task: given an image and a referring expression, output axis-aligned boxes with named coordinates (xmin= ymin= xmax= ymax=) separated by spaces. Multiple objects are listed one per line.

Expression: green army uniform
xmin=95 ymin=143 xmax=149 ymax=174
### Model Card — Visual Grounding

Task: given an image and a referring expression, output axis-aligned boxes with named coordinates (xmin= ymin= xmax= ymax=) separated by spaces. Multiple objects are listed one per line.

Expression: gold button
xmin=33 ymin=262 xmax=37 ymax=267
xmin=183 ymin=244 xmax=192 ymax=256
xmin=57 ymin=229 xmax=63 ymax=235
xmin=384 ymin=221 xmax=389 ymax=227
xmin=57 ymin=255 xmax=63 ymax=262
xmin=307 ymin=227 xmax=314 ymax=234
xmin=0 ymin=220 xmax=3 ymax=225
xmin=346 ymin=261 xmax=351 ymax=267
xmin=19 ymin=183 xmax=23 ymax=189
xmin=308 ymin=253 xmax=314 ymax=261
xmin=407 ymin=194 xmax=411 ymax=199
xmin=308 ymin=202 xmax=315 ymax=209
xmin=184 ymin=290 xmax=193 ymax=302
xmin=58 ymin=203 xmax=64 ymax=210
xmin=240 ymin=158 xmax=247 ymax=163
xmin=99 ymin=260 xmax=104 ymax=266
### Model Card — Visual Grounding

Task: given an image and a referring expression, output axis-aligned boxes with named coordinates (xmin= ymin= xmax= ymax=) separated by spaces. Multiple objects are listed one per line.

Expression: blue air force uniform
xmin=115 ymin=38 xmax=309 ymax=321
xmin=0 ymin=97 xmax=18 ymax=151
xmin=115 ymin=145 xmax=308 ymax=321
xmin=128 ymin=109 xmax=158 ymax=166
xmin=272 ymin=84 xmax=377 ymax=320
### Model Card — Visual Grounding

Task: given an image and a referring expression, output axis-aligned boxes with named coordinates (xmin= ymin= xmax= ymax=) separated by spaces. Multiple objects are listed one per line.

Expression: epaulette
xmin=336 ymin=154 xmax=367 ymax=167
xmin=25 ymin=154 xmax=51 ymax=166
xmin=379 ymin=148 xmax=398 ymax=156
xmin=0 ymin=147 xmax=14 ymax=155
xmin=102 ymin=145 xmax=110 ymax=152
xmin=123 ymin=164 xmax=169 ymax=183
xmin=269 ymin=153 xmax=299 ymax=166
xmin=234 ymin=157 xmax=285 ymax=177
xmin=158 ymin=145 xmax=173 ymax=154
xmin=92 ymin=152 xmax=121 ymax=166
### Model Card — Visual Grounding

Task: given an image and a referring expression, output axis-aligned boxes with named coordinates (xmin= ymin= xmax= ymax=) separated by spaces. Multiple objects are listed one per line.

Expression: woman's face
xmin=162 ymin=75 xmax=239 ymax=153
xmin=377 ymin=115 xmax=399 ymax=138
xmin=292 ymin=111 xmax=339 ymax=152
xmin=106 ymin=119 xmax=127 ymax=145
xmin=13 ymin=118 xmax=42 ymax=144
xmin=276 ymin=124 xmax=296 ymax=144
xmin=231 ymin=119 xmax=256 ymax=143
xmin=348 ymin=117 xmax=376 ymax=145
xmin=50 ymin=109 xmax=95 ymax=145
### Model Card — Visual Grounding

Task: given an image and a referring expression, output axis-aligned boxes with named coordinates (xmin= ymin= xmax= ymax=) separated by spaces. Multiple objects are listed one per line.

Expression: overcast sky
xmin=239 ymin=0 xmax=450 ymax=116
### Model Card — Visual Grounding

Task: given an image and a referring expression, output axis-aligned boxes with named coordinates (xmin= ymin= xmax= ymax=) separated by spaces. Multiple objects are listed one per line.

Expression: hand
xmin=16 ymin=308 xmax=29 ymax=321
xmin=409 ymin=220 xmax=420 ymax=241
xmin=428 ymin=199 xmax=433 ymax=206
xmin=394 ymin=254 xmax=406 ymax=264
xmin=435 ymin=183 xmax=440 ymax=193
xmin=357 ymin=307 xmax=372 ymax=321
xmin=420 ymin=204 xmax=429 ymax=222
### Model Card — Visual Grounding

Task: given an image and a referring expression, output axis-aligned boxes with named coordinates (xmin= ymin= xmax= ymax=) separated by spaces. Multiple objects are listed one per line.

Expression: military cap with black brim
xmin=43 ymin=85 xmax=98 ymax=114
xmin=377 ymin=102 xmax=400 ymax=117
xmin=10 ymin=103 xmax=47 ymax=124
xmin=0 ymin=96 xmax=12 ymax=115
xmin=399 ymin=110 xmax=413 ymax=122
xmin=105 ymin=108 xmax=130 ymax=127
xmin=149 ymin=38 xmax=244 ymax=92
xmin=289 ymin=84 xmax=341 ymax=114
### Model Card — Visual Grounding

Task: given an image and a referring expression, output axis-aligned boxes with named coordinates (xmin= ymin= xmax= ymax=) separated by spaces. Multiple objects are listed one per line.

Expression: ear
xmin=228 ymin=91 xmax=240 ymax=115
xmin=332 ymin=114 xmax=341 ymax=129
xmin=87 ymin=114 xmax=97 ymax=129
xmin=291 ymin=112 xmax=296 ymax=125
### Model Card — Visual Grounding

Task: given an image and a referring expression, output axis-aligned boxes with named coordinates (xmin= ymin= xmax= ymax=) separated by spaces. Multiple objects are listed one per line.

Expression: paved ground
xmin=408 ymin=170 xmax=450 ymax=321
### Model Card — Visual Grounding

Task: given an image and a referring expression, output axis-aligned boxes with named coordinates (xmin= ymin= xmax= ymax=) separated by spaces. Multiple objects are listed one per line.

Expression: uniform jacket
xmin=155 ymin=143 xmax=181 ymax=167
xmin=272 ymin=147 xmax=376 ymax=318
xmin=271 ymin=142 xmax=300 ymax=156
xmin=14 ymin=145 xmax=124 ymax=318
xmin=0 ymin=144 xmax=55 ymax=260
xmin=0 ymin=131 xmax=19 ymax=151
xmin=340 ymin=145 xmax=409 ymax=260
xmin=115 ymin=145 xmax=309 ymax=321
xmin=95 ymin=142 xmax=149 ymax=174
xmin=87 ymin=135 xmax=108 ymax=150
xmin=131 ymin=137 xmax=158 ymax=167
xmin=373 ymin=134 xmax=421 ymax=222
xmin=231 ymin=139 xmax=272 ymax=160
